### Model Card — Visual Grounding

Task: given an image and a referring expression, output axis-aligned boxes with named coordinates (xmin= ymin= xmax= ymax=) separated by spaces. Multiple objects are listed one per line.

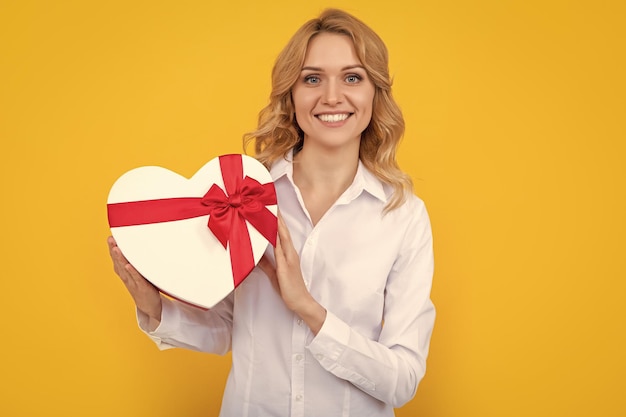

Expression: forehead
xmin=303 ymin=33 xmax=362 ymax=67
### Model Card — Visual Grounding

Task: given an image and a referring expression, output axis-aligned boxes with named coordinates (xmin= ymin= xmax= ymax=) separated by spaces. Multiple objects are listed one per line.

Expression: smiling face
xmin=291 ymin=33 xmax=375 ymax=153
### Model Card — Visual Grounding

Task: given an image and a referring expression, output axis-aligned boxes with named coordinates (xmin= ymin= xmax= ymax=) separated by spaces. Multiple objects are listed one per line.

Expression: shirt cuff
xmin=306 ymin=311 xmax=378 ymax=392
xmin=306 ymin=310 xmax=350 ymax=365
xmin=135 ymin=296 xmax=180 ymax=349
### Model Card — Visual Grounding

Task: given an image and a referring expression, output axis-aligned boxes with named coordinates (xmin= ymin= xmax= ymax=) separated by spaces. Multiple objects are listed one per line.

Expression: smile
xmin=316 ymin=113 xmax=351 ymax=123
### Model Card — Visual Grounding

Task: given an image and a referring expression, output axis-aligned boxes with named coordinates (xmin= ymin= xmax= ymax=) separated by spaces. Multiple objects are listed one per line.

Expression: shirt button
xmin=296 ymin=394 xmax=303 ymax=401
xmin=295 ymin=354 xmax=303 ymax=362
xmin=296 ymin=318 xmax=303 ymax=326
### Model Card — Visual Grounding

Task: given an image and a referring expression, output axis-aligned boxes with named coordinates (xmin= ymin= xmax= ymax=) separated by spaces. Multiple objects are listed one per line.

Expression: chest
xmin=286 ymin=199 xmax=404 ymax=330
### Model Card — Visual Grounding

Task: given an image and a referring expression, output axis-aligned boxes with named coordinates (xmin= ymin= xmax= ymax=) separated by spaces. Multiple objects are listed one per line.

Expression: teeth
xmin=318 ymin=113 xmax=349 ymax=122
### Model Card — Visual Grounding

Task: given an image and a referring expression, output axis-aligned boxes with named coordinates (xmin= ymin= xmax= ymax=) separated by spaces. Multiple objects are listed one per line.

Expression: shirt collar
xmin=269 ymin=152 xmax=293 ymax=182
xmin=348 ymin=159 xmax=388 ymax=203
xmin=269 ymin=151 xmax=388 ymax=204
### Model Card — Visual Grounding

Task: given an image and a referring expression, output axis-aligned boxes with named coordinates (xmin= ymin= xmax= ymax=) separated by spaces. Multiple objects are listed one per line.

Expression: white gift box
xmin=107 ymin=154 xmax=277 ymax=309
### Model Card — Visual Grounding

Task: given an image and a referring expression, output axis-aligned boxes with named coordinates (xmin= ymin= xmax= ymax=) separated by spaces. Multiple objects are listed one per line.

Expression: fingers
xmin=258 ymin=254 xmax=280 ymax=293
xmin=106 ymin=236 xmax=162 ymax=320
xmin=108 ymin=236 xmax=127 ymax=267
xmin=124 ymin=262 xmax=145 ymax=285
xmin=108 ymin=238 xmax=132 ymax=281
xmin=276 ymin=214 xmax=300 ymax=267
xmin=258 ymin=255 xmax=276 ymax=278
xmin=107 ymin=236 xmax=145 ymax=288
xmin=276 ymin=214 xmax=294 ymax=253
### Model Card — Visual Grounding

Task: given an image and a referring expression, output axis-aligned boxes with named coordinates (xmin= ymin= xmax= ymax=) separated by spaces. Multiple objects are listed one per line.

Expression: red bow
xmin=202 ymin=155 xmax=277 ymax=285
xmin=108 ymin=154 xmax=277 ymax=287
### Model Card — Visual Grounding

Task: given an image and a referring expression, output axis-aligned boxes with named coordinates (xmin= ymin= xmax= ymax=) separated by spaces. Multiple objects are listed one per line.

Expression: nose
xmin=322 ymin=79 xmax=342 ymax=106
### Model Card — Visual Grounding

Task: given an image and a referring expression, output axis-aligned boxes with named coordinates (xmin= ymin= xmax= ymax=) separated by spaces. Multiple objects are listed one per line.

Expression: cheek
xmin=357 ymin=84 xmax=375 ymax=108
xmin=359 ymin=90 xmax=375 ymax=119
xmin=293 ymin=100 xmax=306 ymax=125
xmin=292 ymin=92 xmax=316 ymax=123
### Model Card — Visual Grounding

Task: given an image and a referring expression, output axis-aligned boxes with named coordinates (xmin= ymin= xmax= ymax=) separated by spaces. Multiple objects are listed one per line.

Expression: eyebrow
xmin=301 ymin=64 xmax=365 ymax=72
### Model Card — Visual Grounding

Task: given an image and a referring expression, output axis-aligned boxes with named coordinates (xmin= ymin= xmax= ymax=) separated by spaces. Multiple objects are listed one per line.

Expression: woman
xmin=108 ymin=8 xmax=435 ymax=417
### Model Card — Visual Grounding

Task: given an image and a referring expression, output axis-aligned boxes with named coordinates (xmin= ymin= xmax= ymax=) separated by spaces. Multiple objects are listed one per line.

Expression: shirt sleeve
xmin=136 ymin=292 xmax=235 ymax=355
xmin=306 ymin=199 xmax=435 ymax=407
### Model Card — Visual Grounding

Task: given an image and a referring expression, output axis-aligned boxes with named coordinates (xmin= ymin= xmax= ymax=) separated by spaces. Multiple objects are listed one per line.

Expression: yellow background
xmin=1 ymin=0 xmax=624 ymax=416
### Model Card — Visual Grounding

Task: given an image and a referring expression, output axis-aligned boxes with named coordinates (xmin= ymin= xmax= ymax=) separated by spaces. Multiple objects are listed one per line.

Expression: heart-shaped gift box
xmin=107 ymin=154 xmax=277 ymax=309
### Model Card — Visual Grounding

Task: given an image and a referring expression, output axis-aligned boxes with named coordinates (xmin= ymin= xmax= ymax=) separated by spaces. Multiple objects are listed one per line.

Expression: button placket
xmin=291 ymin=313 xmax=307 ymax=417
xmin=288 ymin=209 xmax=319 ymax=417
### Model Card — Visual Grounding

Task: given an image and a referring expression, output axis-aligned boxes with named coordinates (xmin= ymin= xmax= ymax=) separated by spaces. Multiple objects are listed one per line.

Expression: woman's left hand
xmin=258 ymin=214 xmax=327 ymax=334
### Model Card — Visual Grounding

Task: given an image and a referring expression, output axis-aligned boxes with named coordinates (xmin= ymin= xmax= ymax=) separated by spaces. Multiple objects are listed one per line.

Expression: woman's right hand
xmin=107 ymin=236 xmax=162 ymax=325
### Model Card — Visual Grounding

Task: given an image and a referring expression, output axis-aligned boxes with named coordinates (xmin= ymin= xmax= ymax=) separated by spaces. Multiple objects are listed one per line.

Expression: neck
xmin=292 ymin=142 xmax=360 ymax=194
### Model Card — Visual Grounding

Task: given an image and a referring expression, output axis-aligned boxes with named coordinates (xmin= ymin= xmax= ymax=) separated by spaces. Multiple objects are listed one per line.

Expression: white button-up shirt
xmin=138 ymin=155 xmax=435 ymax=416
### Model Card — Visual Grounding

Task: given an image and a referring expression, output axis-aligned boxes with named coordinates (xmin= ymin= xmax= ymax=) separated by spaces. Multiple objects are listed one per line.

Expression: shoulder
xmin=380 ymin=188 xmax=432 ymax=240
xmin=381 ymin=183 xmax=428 ymax=218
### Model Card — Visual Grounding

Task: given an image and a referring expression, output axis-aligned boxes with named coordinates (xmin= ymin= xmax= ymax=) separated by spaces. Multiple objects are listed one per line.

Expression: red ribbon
xmin=107 ymin=154 xmax=277 ymax=287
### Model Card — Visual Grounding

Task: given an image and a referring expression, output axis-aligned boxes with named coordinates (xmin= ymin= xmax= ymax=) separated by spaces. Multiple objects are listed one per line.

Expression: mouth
xmin=316 ymin=113 xmax=352 ymax=123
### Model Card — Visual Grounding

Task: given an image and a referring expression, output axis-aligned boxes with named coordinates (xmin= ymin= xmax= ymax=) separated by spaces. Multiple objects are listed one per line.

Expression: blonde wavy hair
xmin=244 ymin=8 xmax=412 ymax=211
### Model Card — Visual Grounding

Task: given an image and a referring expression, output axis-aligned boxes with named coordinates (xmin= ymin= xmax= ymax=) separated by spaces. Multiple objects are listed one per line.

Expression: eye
xmin=345 ymin=74 xmax=362 ymax=83
xmin=304 ymin=75 xmax=321 ymax=84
